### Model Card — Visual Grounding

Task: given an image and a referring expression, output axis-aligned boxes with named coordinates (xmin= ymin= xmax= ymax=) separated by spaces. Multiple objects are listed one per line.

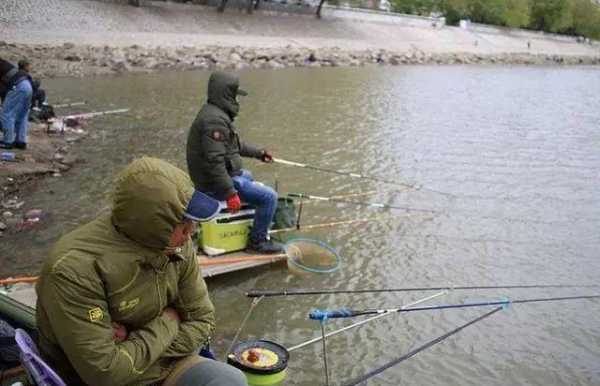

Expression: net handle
xmin=198 ymin=254 xmax=287 ymax=266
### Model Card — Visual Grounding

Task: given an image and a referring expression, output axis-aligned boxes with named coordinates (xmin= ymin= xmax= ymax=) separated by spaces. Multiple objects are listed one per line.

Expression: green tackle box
xmin=200 ymin=207 xmax=255 ymax=256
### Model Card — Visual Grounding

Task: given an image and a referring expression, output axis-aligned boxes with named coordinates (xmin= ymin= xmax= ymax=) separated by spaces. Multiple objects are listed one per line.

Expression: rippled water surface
xmin=2 ymin=66 xmax=600 ymax=385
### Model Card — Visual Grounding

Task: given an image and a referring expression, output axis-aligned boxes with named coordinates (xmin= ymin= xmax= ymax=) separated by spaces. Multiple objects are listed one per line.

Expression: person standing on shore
xmin=0 ymin=58 xmax=33 ymax=150
xmin=186 ymin=71 xmax=283 ymax=254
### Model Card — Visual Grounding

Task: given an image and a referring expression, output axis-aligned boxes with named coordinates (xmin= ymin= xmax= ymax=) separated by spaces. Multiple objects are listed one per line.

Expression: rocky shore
xmin=2 ymin=41 xmax=599 ymax=79
xmin=0 ymin=121 xmax=86 ymax=238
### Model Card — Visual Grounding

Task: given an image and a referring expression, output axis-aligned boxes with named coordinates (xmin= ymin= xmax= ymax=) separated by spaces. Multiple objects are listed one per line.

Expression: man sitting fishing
xmin=36 ymin=157 xmax=247 ymax=386
xmin=186 ymin=71 xmax=283 ymax=254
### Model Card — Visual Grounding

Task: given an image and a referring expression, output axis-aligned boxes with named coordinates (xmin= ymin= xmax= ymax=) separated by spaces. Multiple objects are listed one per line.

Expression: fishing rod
xmin=268 ymin=217 xmax=381 ymax=234
xmin=287 ymin=291 xmax=447 ymax=352
xmin=53 ymin=101 xmax=86 ymax=108
xmin=273 ymin=157 xmax=417 ymax=190
xmin=62 ymin=108 xmax=129 ymax=120
xmin=309 ymin=294 xmax=600 ymax=321
xmin=287 ymin=192 xmax=437 ymax=213
xmin=309 ymin=191 xmax=377 ymax=201
xmin=246 ymin=284 xmax=600 ymax=298
xmin=342 ymin=306 xmax=504 ymax=386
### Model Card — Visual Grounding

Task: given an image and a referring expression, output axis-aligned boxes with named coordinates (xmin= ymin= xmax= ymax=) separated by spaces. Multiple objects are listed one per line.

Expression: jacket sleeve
xmin=202 ymin=118 xmax=236 ymax=197
xmin=42 ymin=269 xmax=180 ymax=386
xmin=162 ymin=255 xmax=216 ymax=358
xmin=239 ymin=139 xmax=263 ymax=159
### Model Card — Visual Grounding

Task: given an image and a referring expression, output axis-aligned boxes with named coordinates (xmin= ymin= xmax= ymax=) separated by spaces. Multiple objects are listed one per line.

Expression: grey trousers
xmin=163 ymin=356 xmax=247 ymax=386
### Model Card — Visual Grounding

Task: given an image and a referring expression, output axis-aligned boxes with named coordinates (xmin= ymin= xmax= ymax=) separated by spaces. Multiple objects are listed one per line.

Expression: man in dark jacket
xmin=186 ymin=71 xmax=283 ymax=254
xmin=0 ymin=58 xmax=32 ymax=150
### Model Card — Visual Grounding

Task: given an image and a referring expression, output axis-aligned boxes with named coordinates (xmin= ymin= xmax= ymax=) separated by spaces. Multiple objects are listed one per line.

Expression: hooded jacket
xmin=186 ymin=71 xmax=263 ymax=199
xmin=36 ymin=157 xmax=215 ymax=386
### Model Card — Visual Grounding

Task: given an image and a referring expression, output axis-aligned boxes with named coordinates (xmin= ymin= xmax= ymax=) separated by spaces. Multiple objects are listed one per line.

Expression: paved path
xmin=1 ymin=0 xmax=599 ymax=56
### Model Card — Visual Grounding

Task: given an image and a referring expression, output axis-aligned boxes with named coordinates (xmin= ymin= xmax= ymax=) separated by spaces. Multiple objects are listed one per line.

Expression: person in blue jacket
xmin=1 ymin=58 xmax=33 ymax=150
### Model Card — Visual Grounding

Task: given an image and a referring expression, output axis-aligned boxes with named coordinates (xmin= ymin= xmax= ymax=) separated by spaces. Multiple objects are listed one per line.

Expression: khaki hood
xmin=111 ymin=157 xmax=194 ymax=251
xmin=207 ymin=71 xmax=244 ymax=118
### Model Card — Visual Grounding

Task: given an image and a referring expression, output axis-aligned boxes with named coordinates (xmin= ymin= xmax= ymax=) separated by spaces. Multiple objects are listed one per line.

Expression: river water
xmin=2 ymin=65 xmax=600 ymax=385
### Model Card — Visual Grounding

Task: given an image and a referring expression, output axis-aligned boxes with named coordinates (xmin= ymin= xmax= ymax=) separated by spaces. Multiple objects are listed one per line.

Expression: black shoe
xmin=14 ymin=142 xmax=27 ymax=150
xmin=246 ymin=239 xmax=284 ymax=254
xmin=0 ymin=142 xmax=14 ymax=149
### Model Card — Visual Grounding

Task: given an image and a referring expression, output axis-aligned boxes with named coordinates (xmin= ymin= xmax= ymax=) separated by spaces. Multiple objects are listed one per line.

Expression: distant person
xmin=0 ymin=58 xmax=33 ymax=150
xmin=186 ymin=71 xmax=283 ymax=254
xmin=36 ymin=157 xmax=247 ymax=386
xmin=527 ymin=41 xmax=531 ymax=50
xmin=29 ymin=79 xmax=56 ymax=122
xmin=31 ymin=79 xmax=47 ymax=108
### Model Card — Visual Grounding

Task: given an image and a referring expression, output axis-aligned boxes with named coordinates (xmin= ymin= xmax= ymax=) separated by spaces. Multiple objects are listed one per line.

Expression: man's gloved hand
xmin=261 ymin=149 xmax=274 ymax=163
xmin=226 ymin=193 xmax=241 ymax=213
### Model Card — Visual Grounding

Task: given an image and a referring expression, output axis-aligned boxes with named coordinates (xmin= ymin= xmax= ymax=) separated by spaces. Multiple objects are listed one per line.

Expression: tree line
xmin=391 ymin=0 xmax=600 ymax=39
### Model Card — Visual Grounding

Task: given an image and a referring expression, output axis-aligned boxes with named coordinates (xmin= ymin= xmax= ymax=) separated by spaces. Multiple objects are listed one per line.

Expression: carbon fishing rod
xmin=62 ymin=108 xmax=129 ymax=120
xmin=53 ymin=101 xmax=86 ymax=108
xmin=273 ymin=157 xmax=416 ymax=190
xmin=273 ymin=157 xmax=455 ymax=196
xmin=342 ymin=307 xmax=504 ymax=386
xmin=246 ymin=284 xmax=600 ymax=298
xmin=287 ymin=291 xmax=447 ymax=352
xmin=308 ymin=294 xmax=600 ymax=321
xmin=286 ymin=192 xmax=437 ymax=213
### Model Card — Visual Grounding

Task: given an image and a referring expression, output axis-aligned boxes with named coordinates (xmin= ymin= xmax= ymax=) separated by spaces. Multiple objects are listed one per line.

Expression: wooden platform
xmin=1 ymin=252 xmax=288 ymax=309
xmin=198 ymin=252 xmax=287 ymax=277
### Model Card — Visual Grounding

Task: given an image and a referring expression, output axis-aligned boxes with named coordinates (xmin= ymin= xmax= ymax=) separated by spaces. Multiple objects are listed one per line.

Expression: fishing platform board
xmin=198 ymin=252 xmax=287 ymax=278
xmin=1 ymin=253 xmax=287 ymax=309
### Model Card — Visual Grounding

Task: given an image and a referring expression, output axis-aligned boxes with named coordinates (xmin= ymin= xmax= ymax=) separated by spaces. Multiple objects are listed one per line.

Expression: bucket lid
xmin=227 ymin=340 xmax=289 ymax=375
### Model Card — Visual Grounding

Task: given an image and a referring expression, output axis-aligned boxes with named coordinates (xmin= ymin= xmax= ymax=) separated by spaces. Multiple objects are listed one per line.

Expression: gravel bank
xmin=1 ymin=0 xmax=599 ymax=78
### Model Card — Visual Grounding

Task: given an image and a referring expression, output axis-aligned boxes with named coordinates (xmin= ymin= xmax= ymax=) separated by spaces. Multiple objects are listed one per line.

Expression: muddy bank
xmin=2 ymin=41 xmax=600 ymax=79
xmin=0 ymin=121 xmax=86 ymax=237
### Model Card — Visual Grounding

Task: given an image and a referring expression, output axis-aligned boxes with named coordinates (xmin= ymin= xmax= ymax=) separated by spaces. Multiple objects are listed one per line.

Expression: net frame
xmin=284 ymin=238 xmax=341 ymax=274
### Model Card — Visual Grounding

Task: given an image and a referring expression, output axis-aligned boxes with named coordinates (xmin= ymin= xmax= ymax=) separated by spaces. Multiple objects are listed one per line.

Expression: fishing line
xmin=224 ymin=295 xmax=264 ymax=360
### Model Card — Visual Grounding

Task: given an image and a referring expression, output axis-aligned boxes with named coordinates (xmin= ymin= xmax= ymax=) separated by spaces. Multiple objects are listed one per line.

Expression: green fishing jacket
xmin=186 ymin=71 xmax=263 ymax=199
xmin=36 ymin=157 xmax=216 ymax=386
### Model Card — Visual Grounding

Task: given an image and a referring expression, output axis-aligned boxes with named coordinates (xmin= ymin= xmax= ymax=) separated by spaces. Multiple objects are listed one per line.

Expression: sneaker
xmin=14 ymin=142 xmax=27 ymax=150
xmin=246 ymin=239 xmax=284 ymax=254
xmin=0 ymin=142 xmax=14 ymax=149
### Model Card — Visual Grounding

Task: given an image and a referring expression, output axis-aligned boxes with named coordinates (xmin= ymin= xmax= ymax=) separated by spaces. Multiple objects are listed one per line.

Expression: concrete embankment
xmin=1 ymin=0 xmax=599 ymax=78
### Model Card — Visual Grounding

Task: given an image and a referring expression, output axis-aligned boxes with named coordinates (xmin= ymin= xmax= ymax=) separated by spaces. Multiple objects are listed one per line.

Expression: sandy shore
xmin=1 ymin=0 xmax=599 ymax=78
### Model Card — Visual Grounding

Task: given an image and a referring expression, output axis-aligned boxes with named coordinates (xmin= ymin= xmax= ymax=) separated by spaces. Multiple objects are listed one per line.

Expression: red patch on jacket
xmin=212 ymin=131 xmax=223 ymax=141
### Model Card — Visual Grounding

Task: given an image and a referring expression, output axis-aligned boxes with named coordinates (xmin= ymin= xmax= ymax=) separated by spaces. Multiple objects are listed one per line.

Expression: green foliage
xmin=390 ymin=0 xmax=437 ymax=15
xmin=571 ymin=0 xmax=600 ymax=38
xmin=391 ymin=0 xmax=600 ymax=39
xmin=529 ymin=0 xmax=573 ymax=32
xmin=502 ymin=0 xmax=531 ymax=28
xmin=439 ymin=0 xmax=469 ymax=25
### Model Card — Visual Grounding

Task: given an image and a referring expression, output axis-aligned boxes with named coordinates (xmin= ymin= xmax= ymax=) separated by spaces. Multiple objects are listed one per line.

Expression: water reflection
xmin=2 ymin=65 xmax=600 ymax=386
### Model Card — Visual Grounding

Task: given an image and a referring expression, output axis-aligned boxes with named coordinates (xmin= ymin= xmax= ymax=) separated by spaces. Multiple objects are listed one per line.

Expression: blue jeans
xmin=1 ymin=80 xmax=32 ymax=144
xmin=232 ymin=170 xmax=277 ymax=242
